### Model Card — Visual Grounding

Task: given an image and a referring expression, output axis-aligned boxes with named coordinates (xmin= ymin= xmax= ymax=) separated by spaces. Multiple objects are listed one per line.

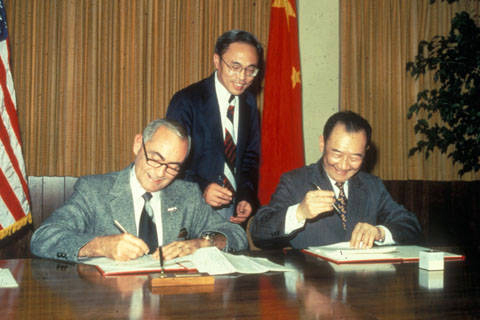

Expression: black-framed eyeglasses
xmin=142 ymin=139 xmax=181 ymax=176
xmin=220 ymin=56 xmax=259 ymax=77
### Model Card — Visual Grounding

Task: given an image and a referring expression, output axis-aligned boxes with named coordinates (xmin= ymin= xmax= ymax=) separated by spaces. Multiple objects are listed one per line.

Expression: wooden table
xmin=1 ymin=250 xmax=479 ymax=319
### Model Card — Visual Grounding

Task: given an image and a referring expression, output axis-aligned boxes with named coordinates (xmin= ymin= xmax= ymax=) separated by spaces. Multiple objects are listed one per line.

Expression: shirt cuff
xmin=284 ymin=204 xmax=305 ymax=234
xmin=374 ymin=225 xmax=395 ymax=245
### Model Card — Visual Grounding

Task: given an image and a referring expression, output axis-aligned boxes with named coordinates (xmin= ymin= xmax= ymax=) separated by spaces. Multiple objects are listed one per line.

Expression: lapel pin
xmin=167 ymin=206 xmax=178 ymax=212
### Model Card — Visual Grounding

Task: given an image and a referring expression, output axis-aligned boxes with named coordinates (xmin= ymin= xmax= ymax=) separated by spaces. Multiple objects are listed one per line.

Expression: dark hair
xmin=323 ymin=111 xmax=372 ymax=147
xmin=143 ymin=119 xmax=191 ymax=157
xmin=214 ymin=29 xmax=263 ymax=59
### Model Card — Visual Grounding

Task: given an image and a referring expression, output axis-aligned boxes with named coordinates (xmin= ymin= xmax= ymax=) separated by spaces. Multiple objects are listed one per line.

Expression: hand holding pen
xmin=295 ymin=184 xmax=337 ymax=221
xmin=111 ymin=219 xmax=150 ymax=259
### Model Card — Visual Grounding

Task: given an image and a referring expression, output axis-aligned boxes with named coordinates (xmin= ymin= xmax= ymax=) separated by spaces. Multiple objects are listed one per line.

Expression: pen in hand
xmin=313 ymin=183 xmax=341 ymax=214
xmin=114 ymin=220 xmax=128 ymax=234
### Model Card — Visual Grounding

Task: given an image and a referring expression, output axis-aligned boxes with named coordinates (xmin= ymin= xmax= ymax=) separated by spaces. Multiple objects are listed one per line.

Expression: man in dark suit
xmin=250 ymin=111 xmax=422 ymax=249
xmin=31 ymin=119 xmax=247 ymax=262
xmin=166 ymin=30 xmax=262 ymax=225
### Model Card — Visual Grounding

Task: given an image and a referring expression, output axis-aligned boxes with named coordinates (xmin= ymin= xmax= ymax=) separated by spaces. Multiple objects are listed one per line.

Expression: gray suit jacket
xmin=30 ymin=166 xmax=248 ymax=262
xmin=250 ymin=160 xmax=422 ymax=249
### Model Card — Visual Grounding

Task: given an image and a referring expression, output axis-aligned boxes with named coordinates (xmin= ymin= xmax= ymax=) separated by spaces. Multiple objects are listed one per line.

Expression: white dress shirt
xmin=215 ymin=71 xmax=239 ymax=144
xmin=129 ymin=166 xmax=163 ymax=245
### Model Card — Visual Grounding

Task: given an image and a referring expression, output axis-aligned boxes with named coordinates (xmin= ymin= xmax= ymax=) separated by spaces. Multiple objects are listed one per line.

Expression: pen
xmin=313 ymin=183 xmax=341 ymax=214
xmin=114 ymin=220 xmax=128 ymax=234
xmin=159 ymin=246 xmax=166 ymax=276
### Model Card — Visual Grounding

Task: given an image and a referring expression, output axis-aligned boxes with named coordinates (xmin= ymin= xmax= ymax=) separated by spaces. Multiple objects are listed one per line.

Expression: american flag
xmin=0 ymin=0 xmax=31 ymax=240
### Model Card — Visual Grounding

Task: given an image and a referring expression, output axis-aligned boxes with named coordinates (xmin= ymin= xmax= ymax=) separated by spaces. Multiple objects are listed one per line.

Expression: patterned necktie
xmin=223 ymin=95 xmax=236 ymax=192
xmin=335 ymin=182 xmax=348 ymax=230
xmin=139 ymin=192 xmax=158 ymax=253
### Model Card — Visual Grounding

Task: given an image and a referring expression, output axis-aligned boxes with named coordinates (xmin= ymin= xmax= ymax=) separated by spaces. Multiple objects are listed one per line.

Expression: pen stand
xmin=150 ymin=273 xmax=215 ymax=287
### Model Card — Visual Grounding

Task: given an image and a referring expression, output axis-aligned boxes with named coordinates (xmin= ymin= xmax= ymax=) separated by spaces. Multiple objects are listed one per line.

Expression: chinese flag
xmin=259 ymin=0 xmax=304 ymax=205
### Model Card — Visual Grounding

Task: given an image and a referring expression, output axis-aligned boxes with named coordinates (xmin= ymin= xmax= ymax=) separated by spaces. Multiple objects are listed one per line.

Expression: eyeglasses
xmin=142 ymin=139 xmax=181 ymax=176
xmin=220 ymin=56 xmax=259 ymax=77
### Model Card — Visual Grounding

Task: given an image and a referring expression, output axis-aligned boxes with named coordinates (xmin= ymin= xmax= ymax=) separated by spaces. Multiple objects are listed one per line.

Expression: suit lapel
xmin=204 ymin=75 xmax=224 ymax=154
xmin=315 ymin=161 xmax=334 ymax=191
xmin=159 ymin=183 xmax=183 ymax=243
xmin=108 ymin=166 xmax=137 ymax=235
xmin=346 ymin=174 xmax=368 ymax=227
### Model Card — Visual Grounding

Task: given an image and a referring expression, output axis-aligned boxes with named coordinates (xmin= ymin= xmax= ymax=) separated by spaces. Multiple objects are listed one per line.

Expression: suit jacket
xmin=250 ymin=160 xmax=423 ymax=249
xmin=166 ymin=74 xmax=260 ymax=209
xmin=30 ymin=166 xmax=248 ymax=262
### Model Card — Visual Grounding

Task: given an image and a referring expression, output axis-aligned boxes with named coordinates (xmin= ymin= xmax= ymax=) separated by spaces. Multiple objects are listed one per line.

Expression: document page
xmin=82 ymin=255 xmax=194 ymax=275
xmin=187 ymin=247 xmax=294 ymax=275
xmin=304 ymin=242 xmax=463 ymax=264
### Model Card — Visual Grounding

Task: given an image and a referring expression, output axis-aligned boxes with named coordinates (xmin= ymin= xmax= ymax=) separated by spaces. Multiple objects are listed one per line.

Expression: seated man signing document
xmin=250 ymin=111 xmax=422 ymax=249
xmin=31 ymin=119 xmax=247 ymax=262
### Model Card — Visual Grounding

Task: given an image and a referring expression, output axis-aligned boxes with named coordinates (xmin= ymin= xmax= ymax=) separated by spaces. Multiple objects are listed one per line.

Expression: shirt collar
xmin=129 ymin=165 xmax=161 ymax=200
xmin=214 ymin=71 xmax=237 ymax=107
xmin=320 ymin=161 xmax=350 ymax=192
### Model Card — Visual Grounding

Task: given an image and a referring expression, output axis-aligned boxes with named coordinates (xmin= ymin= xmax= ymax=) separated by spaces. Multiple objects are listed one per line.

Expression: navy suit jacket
xmin=250 ymin=160 xmax=423 ymax=249
xmin=30 ymin=166 xmax=248 ymax=262
xmin=166 ymin=74 xmax=260 ymax=209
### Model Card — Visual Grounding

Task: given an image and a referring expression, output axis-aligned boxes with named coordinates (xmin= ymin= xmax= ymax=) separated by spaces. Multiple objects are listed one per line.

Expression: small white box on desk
xmin=419 ymin=250 xmax=444 ymax=271
xmin=419 ymin=269 xmax=444 ymax=289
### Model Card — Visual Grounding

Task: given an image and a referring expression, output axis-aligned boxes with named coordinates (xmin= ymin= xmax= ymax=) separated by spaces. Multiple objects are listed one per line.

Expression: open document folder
xmin=302 ymin=241 xmax=464 ymax=264
xmin=82 ymin=247 xmax=293 ymax=276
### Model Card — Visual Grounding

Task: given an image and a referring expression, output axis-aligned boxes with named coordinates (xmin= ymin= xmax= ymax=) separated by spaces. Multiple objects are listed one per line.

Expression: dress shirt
xmin=129 ymin=167 xmax=163 ymax=245
xmin=215 ymin=71 xmax=239 ymax=144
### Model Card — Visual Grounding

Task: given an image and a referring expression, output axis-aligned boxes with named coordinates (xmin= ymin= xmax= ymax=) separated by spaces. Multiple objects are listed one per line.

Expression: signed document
xmin=83 ymin=247 xmax=293 ymax=276
xmin=302 ymin=241 xmax=464 ymax=265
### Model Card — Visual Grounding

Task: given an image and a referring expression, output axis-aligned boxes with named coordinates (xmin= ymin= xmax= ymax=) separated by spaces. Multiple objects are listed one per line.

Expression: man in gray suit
xmin=31 ymin=119 xmax=247 ymax=262
xmin=250 ymin=111 xmax=422 ymax=249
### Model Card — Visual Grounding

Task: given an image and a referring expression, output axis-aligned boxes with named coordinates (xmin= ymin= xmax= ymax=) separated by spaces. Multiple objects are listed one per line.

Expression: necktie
xmin=139 ymin=192 xmax=158 ymax=253
xmin=335 ymin=182 xmax=348 ymax=230
xmin=223 ymin=95 xmax=236 ymax=192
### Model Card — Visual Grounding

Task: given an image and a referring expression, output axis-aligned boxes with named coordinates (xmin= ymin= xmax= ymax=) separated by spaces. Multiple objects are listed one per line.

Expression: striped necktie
xmin=223 ymin=95 xmax=236 ymax=192
xmin=335 ymin=182 xmax=348 ymax=230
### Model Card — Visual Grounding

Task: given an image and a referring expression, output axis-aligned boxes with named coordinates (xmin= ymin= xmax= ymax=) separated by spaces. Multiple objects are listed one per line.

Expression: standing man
xmin=250 ymin=111 xmax=422 ymax=249
xmin=31 ymin=119 xmax=247 ymax=262
xmin=167 ymin=30 xmax=262 ymax=225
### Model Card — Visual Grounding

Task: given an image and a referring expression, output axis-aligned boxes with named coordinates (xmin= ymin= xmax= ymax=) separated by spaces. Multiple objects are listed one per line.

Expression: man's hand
xmin=156 ymin=239 xmax=207 ymax=261
xmin=296 ymin=188 xmax=336 ymax=222
xmin=230 ymin=200 xmax=252 ymax=224
xmin=78 ymin=234 xmax=149 ymax=261
xmin=203 ymin=182 xmax=233 ymax=207
xmin=350 ymin=222 xmax=385 ymax=249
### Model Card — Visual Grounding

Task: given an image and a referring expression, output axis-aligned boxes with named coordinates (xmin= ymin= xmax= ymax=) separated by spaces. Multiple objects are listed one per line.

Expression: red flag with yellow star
xmin=259 ymin=0 xmax=304 ymax=205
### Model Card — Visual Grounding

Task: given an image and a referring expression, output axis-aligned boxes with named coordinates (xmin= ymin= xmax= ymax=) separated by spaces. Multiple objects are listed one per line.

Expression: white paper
xmin=82 ymin=254 xmax=194 ymax=275
xmin=0 ymin=268 xmax=19 ymax=288
xmin=188 ymin=247 xmax=294 ymax=275
xmin=305 ymin=241 xmax=462 ymax=264
xmin=82 ymin=248 xmax=293 ymax=276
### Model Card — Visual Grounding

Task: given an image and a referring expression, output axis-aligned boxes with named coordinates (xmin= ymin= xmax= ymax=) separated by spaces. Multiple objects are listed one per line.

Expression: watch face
xmin=202 ymin=232 xmax=217 ymax=246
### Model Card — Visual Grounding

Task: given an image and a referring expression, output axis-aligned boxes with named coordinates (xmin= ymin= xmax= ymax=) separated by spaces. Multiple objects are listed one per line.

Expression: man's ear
xmin=319 ymin=135 xmax=325 ymax=154
xmin=213 ymin=53 xmax=221 ymax=70
xmin=133 ymin=134 xmax=143 ymax=156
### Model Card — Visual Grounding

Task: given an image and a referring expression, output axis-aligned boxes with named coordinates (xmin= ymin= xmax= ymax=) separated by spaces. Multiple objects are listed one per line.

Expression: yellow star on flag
xmin=291 ymin=66 xmax=301 ymax=89
xmin=272 ymin=0 xmax=296 ymax=30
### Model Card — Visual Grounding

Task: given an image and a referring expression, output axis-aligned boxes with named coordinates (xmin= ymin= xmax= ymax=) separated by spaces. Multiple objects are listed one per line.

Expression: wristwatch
xmin=202 ymin=232 xmax=218 ymax=246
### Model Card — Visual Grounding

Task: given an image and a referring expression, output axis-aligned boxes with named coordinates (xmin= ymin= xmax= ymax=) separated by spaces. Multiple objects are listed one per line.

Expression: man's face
xmin=133 ymin=126 xmax=188 ymax=192
xmin=320 ymin=123 xmax=367 ymax=183
xmin=213 ymin=42 xmax=259 ymax=96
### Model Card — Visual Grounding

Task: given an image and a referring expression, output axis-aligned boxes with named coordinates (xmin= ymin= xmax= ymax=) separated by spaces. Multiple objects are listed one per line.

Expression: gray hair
xmin=142 ymin=119 xmax=191 ymax=157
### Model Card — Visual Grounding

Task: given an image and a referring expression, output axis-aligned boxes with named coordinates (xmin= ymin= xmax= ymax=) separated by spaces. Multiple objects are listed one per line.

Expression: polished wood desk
xmin=1 ymin=251 xmax=479 ymax=319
